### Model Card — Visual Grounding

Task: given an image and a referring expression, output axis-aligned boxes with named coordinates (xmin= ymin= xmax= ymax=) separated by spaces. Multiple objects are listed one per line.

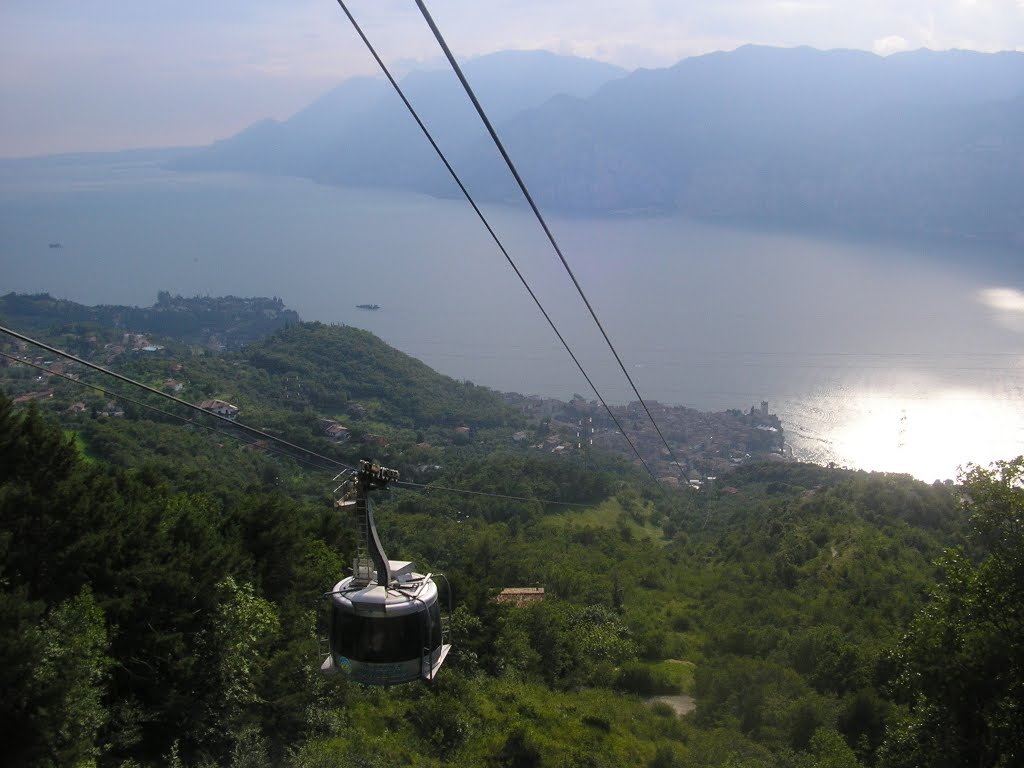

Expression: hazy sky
xmin=2 ymin=0 xmax=1022 ymax=158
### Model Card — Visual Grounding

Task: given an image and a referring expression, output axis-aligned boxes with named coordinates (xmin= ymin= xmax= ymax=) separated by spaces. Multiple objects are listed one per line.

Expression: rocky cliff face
xmin=171 ymin=46 xmax=1024 ymax=248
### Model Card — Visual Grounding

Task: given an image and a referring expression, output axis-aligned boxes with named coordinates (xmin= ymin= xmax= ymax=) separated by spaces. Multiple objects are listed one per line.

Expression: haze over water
xmin=2 ymin=157 xmax=1022 ymax=482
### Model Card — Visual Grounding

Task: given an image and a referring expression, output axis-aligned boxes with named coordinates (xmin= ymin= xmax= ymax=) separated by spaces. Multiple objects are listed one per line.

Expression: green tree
xmin=798 ymin=728 xmax=862 ymax=768
xmin=0 ymin=580 xmax=47 ymax=766
xmin=201 ymin=576 xmax=281 ymax=752
xmin=785 ymin=625 xmax=867 ymax=696
xmin=512 ymin=600 xmax=636 ymax=687
xmin=880 ymin=458 xmax=1024 ymax=767
xmin=498 ymin=727 xmax=542 ymax=768
xmin=32 ymin=587 xmax=112 ymax=767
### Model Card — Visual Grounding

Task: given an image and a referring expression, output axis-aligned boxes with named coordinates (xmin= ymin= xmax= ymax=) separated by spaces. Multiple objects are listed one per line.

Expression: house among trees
xmin=321 ymin=420 xmax=350 ymax=443
xmin=198 ymin=399 xmax=239 ymax=419
xmin=494 ymin=587 xmax=545 ymax=607
xmin=100 ymin=401 xmax=124 ymax=418
xmin=13 ymin=390 xmax=54 ymax=404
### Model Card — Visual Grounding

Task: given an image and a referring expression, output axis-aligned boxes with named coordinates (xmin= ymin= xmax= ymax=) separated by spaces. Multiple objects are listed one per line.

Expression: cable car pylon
xmin=321 ymin=459 xmax=452 ymax=685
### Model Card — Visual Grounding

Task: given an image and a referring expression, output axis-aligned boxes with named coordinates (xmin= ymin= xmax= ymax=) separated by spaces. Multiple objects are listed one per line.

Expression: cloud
xmin=873 ymin=34 xmax=911 ymax=54
xmin=980 ymin=288 xmax=1024 ymax=313
xmin=771 ymin=1 xmax=830 ymax=13
xmin=979 ymin=287 xmax=1024 ymax=333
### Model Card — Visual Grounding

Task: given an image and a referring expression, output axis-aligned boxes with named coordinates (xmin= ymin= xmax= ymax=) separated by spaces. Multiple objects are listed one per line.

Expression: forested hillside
xmin=1 ymin=318 xmax=1021 ymax=767
xmin=0 ymin=292 xmax=300 ymax=352
xmin=242 ymin=323 xmax=515 ymax=430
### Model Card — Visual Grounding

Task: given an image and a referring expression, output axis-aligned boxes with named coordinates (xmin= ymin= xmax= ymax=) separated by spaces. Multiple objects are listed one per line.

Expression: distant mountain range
xmin=170 ymin=46 xmax=1024 ymax=247
xmin=169 ymin=50 xmax=626 ymax=197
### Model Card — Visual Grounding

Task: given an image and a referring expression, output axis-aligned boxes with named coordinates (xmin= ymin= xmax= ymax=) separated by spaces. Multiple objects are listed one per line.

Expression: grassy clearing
xmin=658 ymin=659 xmax=696 ymax=694
xmin=545 ymin=497 xmax=665 ymax=543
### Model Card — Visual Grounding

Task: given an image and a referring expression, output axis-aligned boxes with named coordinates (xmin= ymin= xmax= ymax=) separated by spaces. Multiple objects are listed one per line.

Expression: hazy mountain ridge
xmin=171 ymin=46 xmax=1024 ymax=246
xmin=169 ymin=50 xmax=626 ymax=193
xmin=482 ymin=46 xmax=1024 ymax=244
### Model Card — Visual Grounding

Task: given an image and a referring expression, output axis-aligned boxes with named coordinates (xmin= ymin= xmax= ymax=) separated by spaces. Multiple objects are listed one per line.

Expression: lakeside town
xmin=502 ymin=393 xmax=787 ymax=487
xmin=1 ymin=292 xmax=788 ymax=488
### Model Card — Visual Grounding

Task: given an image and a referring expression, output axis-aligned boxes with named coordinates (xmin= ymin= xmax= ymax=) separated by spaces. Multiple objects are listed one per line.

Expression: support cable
xmin=0 ymin=324 xmax=353 ymax=471
xmin=413 ymin=0 xmax=687 ymax=484
xmin=332 ymin=0 xmax=657 ymax=482
xmin=0 ymin=327 xmax=615 ymax=506
xmin=0 ymin=350 xmax=342 ymax=474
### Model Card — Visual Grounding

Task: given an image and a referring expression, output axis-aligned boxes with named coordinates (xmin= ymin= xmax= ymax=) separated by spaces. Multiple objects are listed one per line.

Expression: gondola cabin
xmin=321 ymin=460 xmax=451 ymax=685
xmin=322 ymin=561 xmax=449 ymax=685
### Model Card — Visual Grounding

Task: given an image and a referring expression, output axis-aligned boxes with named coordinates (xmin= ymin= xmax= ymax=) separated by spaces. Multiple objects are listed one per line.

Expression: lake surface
xmin=2 ymin=156 xmax=1023 ymax=481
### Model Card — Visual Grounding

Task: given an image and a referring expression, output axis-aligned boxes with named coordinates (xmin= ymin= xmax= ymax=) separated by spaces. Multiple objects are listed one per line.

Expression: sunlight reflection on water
xmin=779 ymin=378 xmax=1024 ymax=482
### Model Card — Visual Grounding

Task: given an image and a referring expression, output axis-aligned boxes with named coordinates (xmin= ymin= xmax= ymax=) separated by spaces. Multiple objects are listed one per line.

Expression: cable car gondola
xmin=321 ymin=460 xmax=451 ymax=685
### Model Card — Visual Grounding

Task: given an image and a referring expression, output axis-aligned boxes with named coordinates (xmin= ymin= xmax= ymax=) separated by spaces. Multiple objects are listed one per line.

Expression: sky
xmin=1 ymin=0 xmax=1022 ymax=158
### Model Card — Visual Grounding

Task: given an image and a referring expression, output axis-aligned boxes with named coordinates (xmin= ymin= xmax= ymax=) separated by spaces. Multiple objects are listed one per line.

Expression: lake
xmin=2 ymin=156 xmax=1022 ymax=481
